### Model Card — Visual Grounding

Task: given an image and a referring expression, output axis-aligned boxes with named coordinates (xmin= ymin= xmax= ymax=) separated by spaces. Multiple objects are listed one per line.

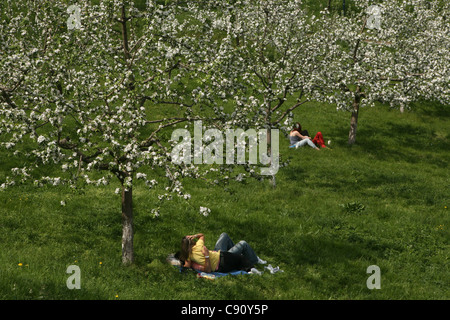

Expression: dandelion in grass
xmin=18 ymin=263 xmax=23 ymax=267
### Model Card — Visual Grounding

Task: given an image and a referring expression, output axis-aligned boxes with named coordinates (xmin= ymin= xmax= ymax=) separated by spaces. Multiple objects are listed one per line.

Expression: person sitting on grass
xmin=177 ymin=232 xmax=266 ymax=274
xmin=289 ymin=122 xmax=327 ymax=149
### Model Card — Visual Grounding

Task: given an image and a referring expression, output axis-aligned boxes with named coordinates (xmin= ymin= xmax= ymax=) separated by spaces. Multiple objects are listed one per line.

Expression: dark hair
xmin=292 ymin=122 xmax=302 ymax=133
xmin=179 ymin=236 xmax=193 ymax=262
xmin=174 ymin=251 xmax=183 ymax=263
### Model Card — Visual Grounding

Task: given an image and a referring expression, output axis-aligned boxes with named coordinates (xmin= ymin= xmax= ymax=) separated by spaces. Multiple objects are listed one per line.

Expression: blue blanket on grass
xmin=168 ymin=254 xmax=249 ymax=280
xmin=196 ymin=270 xmax=248 ymax=280
xmin=176 ymin=266 xmax=248 ymax=280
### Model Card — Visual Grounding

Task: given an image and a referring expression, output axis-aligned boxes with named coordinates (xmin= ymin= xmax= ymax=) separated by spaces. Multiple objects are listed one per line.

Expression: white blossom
xmin=37 ymin=136 xmax=46 ymax=144
xmin=199 ymin=206 xmax=211 ymax=217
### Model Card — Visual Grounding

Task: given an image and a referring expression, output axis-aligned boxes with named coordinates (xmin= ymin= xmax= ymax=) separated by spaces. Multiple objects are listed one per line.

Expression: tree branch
xmin=273 ymin=98 xmax=308 ymax=125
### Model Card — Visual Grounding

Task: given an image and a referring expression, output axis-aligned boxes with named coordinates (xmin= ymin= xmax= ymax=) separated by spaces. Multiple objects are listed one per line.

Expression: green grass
xmin=0 ymin=101 xmax=448 ymax=300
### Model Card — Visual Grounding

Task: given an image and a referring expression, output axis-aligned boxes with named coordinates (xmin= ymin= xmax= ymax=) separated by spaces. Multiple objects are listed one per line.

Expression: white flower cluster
xmin=199 ymin=206 xmax=211 ymax=217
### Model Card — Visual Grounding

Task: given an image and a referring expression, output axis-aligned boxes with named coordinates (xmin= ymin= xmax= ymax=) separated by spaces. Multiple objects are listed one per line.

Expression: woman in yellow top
xmin=179 ymin=233 xmax=265 ymax=273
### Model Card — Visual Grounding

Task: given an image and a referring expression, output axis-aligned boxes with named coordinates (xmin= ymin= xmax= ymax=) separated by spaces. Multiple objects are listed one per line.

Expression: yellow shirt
xmin=188 ymin=239 xmax=220 ymax=271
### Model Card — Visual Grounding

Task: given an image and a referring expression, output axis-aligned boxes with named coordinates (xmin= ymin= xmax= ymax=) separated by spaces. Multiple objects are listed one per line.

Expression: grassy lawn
xmin=0 ymin=101 xmax=448 ymax=300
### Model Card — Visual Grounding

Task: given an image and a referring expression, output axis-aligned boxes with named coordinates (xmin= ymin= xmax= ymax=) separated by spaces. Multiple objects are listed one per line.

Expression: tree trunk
xmin=348 ymin=87 xmax=361 ymax=145
xmin=121 ymin=4 xmax=135 ymax=90
xmin=121 ymin=185 xmax=134 ymax=265
xmin=267 ymin=128 xmax=276 ymax=188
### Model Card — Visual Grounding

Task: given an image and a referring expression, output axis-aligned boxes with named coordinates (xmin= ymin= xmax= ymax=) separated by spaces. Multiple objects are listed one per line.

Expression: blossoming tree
xmin=192 ymin=0 xmax=340 ymax=133
xmin=319 ymin=0 xmax=449 ymax=144
xmin=0 ymin=0 xmax=235 ymax=264
xmin=186 ymin=0 xmax=340 ymax=187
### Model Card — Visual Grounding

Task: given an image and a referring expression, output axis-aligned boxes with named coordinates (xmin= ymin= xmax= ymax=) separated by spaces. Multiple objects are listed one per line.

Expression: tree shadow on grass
xmin=212 ymin=208 xmax=386 ymax=264
xmin=413 ymin=101 xmax=450 ymax=119
xmin=341 ymin=120 xmax=449 ymax=167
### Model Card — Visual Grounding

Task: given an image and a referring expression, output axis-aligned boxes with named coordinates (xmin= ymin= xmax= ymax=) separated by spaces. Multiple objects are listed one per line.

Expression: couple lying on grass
xmin=176 ymin=233 xmax=266 ymax=274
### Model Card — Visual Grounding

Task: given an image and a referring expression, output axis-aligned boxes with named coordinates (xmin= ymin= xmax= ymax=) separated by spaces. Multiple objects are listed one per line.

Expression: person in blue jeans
xmin=178 ymin=232 xmax=266 ymax=273
xmin=214 ymin=232 xmax=266 ymax=267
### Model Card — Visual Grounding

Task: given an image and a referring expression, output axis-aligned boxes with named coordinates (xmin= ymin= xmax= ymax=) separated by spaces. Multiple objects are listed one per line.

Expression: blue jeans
xmin=294 ymin=138 xmax=317 ymax=149
xmin=214 ymin=233 xmax=258 ymax=265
